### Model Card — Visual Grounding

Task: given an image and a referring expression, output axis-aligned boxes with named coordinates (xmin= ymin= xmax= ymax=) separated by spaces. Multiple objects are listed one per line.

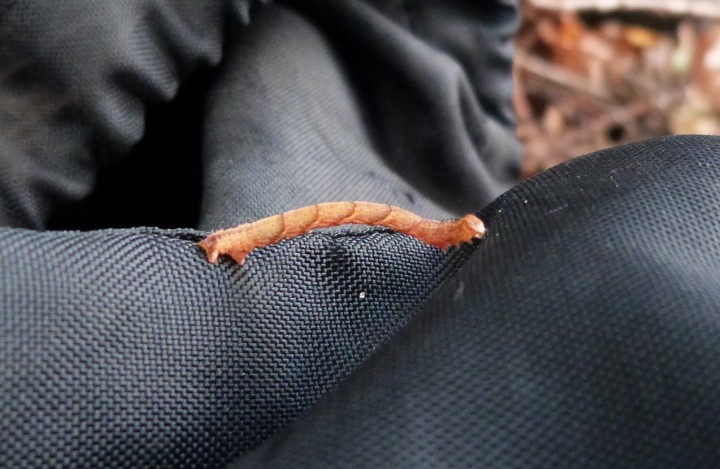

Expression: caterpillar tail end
xmin=198 ymin=236 xmax=220 ymax=264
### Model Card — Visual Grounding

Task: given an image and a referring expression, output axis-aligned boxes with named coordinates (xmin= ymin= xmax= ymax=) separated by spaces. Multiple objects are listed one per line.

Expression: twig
xmin=515 ymin=52 xmax=614 ymax=101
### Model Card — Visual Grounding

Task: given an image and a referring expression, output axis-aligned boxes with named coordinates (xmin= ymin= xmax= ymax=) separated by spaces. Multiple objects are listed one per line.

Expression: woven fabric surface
xmin=0 ymin=225 xmax=475 ymax=467
xmin=235 ymin=135 xmax=720 ymax=468
xmin=7 ymin=1 xmax=718 ymax=469
xmin=1 ymin=2 xmax=525 ymax=465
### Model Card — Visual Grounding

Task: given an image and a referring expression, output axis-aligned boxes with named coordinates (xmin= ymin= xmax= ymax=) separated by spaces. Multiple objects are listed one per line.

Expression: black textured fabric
xmin=0 ymin=0 xmax=240 ymax=228
xmin=1 ymin=0 xmax=521 ymax=230
xmin=199 ymin=0 xmax=521 ymax=227
xmin=234 ymin=135 xmax=720 ymax=468
xmin=4 ymin=0 xmax=719 ymax=468
xmin=1 ymin=0 xmax=521 ymax=467
xmin=0 ymin=226 xmax=473 ymax=467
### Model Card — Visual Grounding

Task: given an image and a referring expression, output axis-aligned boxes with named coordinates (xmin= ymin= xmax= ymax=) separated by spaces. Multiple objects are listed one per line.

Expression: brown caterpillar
xmin=198 ymin=202 xmax=486 ymax=265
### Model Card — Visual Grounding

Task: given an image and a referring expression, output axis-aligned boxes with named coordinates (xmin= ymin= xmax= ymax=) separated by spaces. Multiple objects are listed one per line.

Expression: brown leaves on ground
xmin=516 ymin=0 xmax=720 ymax=178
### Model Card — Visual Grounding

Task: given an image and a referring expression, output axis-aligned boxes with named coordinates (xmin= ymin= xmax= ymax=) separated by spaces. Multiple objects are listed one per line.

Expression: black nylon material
xmin=0 ymin=0 xmax=239 ymax=228
xmin=4 ymin=0 xmax=720 ymax=468
xmin=0 ymin=225 xmax=474 ymax=467
xmin=234 ymin=135 xmax=720 ymax=468
xmin=1 ymin=0 xmax=521 ymax=230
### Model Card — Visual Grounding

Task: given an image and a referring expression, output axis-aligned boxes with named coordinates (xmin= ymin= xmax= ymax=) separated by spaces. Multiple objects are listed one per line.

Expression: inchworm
xmin=198 ymin=202 xmax=486 ymax=265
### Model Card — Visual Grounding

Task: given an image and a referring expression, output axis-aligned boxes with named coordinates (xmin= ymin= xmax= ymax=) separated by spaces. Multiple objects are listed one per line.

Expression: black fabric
xmin=3 ymin=1 xmax=720 ymax=468
xmin=1 ymin=0 xmax=521 ymax=467
xmin=0 ymin=0 xmax=241 ymax=229
xmin=0 ymin=225 xmax=474 ymax=467
xmin=199 ymin=0 xmax=522 ymax=227
xmin=234 ymin=135 xmax=720 ymax=468
xmin=1 ymin=0 xmax=521 ymax=230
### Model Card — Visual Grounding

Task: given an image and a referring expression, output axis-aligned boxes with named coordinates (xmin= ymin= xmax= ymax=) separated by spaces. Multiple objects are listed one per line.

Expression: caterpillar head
xmin=457 ymin=214 xmax=486 ymax=243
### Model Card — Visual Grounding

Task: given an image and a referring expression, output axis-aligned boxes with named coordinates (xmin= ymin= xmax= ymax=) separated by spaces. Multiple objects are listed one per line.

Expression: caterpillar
xmin=198 ymin=201 xmax=486 ymax=265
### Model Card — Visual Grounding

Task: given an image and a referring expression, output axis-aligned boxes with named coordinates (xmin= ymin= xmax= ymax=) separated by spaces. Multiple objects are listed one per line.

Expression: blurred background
xmin=515 ymin=0 xmax=720 ymax=178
